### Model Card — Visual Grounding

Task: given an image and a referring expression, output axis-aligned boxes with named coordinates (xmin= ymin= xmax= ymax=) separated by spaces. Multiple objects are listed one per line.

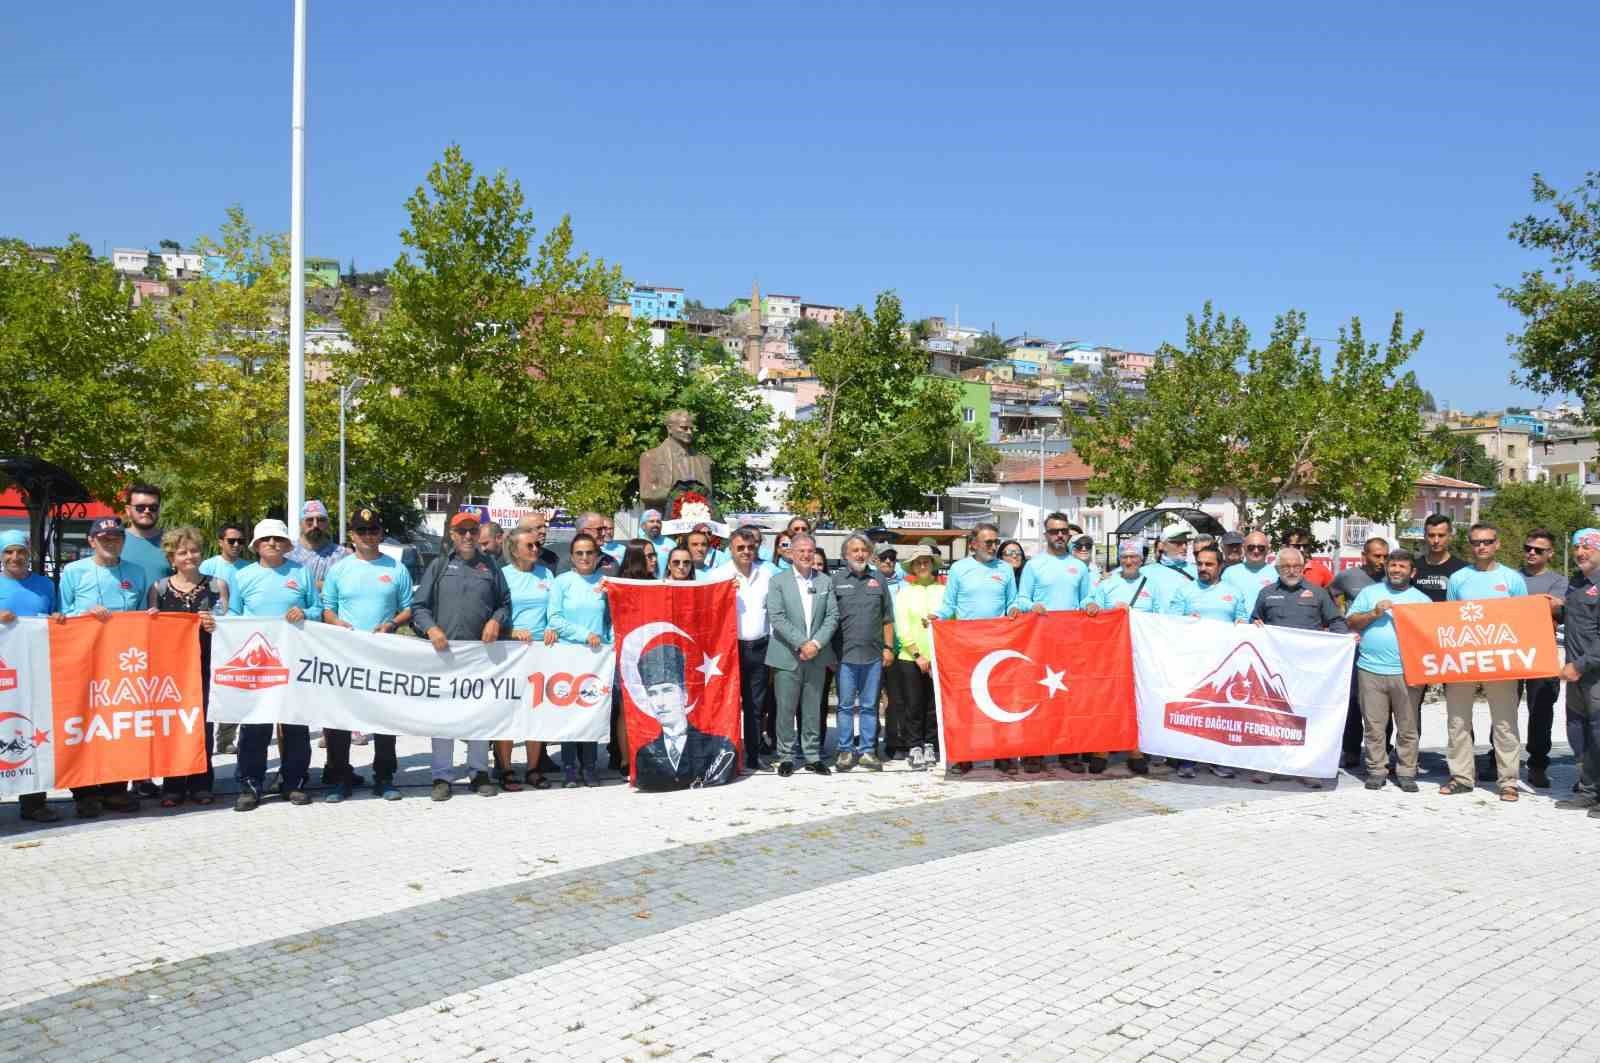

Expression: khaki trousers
xmin=1443 ymin=680 xmax=1521 ymax=788
xmin=1357 ymin=669 xmax=1421 ymax=780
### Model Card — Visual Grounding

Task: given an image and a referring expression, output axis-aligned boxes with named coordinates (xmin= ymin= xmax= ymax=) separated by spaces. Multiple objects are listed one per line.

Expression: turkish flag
xmin=932 ymin=610 xmax=1137 ymax=762
xmin=50 ymin=612 xmax=207 ymax=789
xmin=607 ymin=578 xmax=742 ymax=791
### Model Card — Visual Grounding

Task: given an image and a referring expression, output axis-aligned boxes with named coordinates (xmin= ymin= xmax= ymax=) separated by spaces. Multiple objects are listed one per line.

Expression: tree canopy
xmin=1479 ymin=480 xmax=1596 ymax=574
xmin=1501 ymin=171 xmax=1600 ymax=419
xmin=1428 ymin=424 xmax=1500 ymax=488
xmin=1070 ymin=303 xmax=1431 ymax=534
xmin=773 ymin=292 xmax=991 ymax=527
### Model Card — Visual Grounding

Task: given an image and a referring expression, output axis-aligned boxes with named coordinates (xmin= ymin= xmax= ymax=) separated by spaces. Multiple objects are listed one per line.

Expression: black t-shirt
xmin=1412 ymin=555 xmax=1467 ymax=603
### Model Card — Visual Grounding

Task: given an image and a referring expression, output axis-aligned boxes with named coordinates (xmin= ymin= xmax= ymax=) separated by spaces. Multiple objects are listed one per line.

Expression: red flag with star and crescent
xmin=607 ymin=577 xmax=742 ymax=791
xmin=931 ymin=610 xmax=1137 ymax=762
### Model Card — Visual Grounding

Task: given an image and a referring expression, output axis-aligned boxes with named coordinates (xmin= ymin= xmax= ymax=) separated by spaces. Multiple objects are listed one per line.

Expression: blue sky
xmin=5 ymin=1 xmax=1596 ymax=412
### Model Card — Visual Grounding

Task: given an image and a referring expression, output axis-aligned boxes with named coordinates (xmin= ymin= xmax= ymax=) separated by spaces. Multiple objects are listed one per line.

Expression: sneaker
xmin=907 ymin=746 xmax=926 ymax=771
xmin=1127 ymin=757 xmax=1149 ymax=776
xmin=324 ymin=781 xmax=353 ymax=804
xmin=922 ymin=744 xmax=939 ymax=767
xmin=1300 ymin=778 xmax=1324 ymax=790
xmin=472 ymin=772 xmax=497 ymax=797
xmin=1021 ymin=756 xmax=1044 ymax=774
xmin=20 ymin=804 xmax=61 ymax=824
xmin=777 ymin=762 xmax=795 ymax=778
xmin=1063 ymin=757 xmax=1087 ymax=774
xmin=1087 ymin=755 xmax=1108 ymax=774
xmin=234 ymin=788 xmax=259 ymax=812
xmin=218 ymin=741 xmax=238 ymax=755
xmin=287 ymin=789 xmax=311 ymax=805
xmin=378 ymin=782 xmax=402 ymax=801
xmin=835 ymin=751 xmax=856 ymax=772
xmin=858 ymin=752 xmax=883 ymax=772
xmin=1364 ymin=777 xmax=1386 ymax=790
xmin=1177 ymin=762 xmax=1197 ymax=779
xmin=75 ymin=798 xmax=102 ymax=819
xmin=1588 ymin=806 xmax=1600 ymax=820
xmin=1208 ymin=764 xmax=1235 ymax=779
xmin=952 ymin=761 xmax=973 ymax=775
xmin=134 ymin=779 xmax=160 ymax=798
xmin=430 ymin=780 xmax=452 ymax=802
xmin=1250 ymin=772 xmax=1271 ymax=784
xmin=1396 ymin=778 xmax=1419 ymax=793
xmin=1528 ymin=768 xmax=1551 ymax=789
xmin=562 ymin=778 xmax=580 ymax=788
xmin=352 ymin=731 xmax=371 ymax=746
xmin=1555 ymin=794 xmax=1598 ymax=810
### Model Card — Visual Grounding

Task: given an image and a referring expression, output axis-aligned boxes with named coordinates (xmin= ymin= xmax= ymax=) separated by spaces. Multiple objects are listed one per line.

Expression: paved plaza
xmin=3 ymin=698 xmax=1599 ymax=1063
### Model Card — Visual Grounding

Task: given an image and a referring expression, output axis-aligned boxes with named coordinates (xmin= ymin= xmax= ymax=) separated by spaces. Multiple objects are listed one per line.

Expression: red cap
xmin=449 ymin=512 xmax=481 ymax=529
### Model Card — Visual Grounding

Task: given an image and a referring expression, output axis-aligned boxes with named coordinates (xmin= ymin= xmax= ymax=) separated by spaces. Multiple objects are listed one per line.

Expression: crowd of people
xmin=2 ymin=485 xmax=1597 ymax=827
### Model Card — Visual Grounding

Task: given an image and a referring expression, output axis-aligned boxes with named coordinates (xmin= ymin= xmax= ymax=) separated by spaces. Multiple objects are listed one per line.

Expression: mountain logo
xmin=214 ymin=632 xmax=290 ymax=690
xmin=1163 ymin=642 xmax=1307 ymax=747
xmin=0 ymin=710 xmax=45 ymax=771
xmin=0 ymin=654 xmax=16 ymax=693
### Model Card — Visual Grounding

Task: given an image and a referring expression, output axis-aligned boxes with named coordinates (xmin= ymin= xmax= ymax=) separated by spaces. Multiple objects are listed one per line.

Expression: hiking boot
xmin=431 ymin=779 xmax=453 ymax=802
xmin=857 ymin=752 xmax=883 ymax=772
xmin=1396 ymin=777 xmax=1419 ymax=793
xmin=287 ymin=789 xmax=311 ymax=805
xmin=835 ymin=751 xmax=856 ymax=772
xmin=1364 ymin=777 xmax=1386 ymax=790
xmin=234 ymin=788 xmax=259 ymax=813
xmin=472 ymin=772 xmax=497 ymax=797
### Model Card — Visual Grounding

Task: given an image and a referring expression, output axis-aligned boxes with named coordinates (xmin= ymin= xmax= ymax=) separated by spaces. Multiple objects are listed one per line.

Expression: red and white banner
xmin=931 ymin=610 xmax=1138 ymax=762
xmin=1129 ymin=613 xmax=1355 ymax=777
xmin=1 ymin=614 xmax=207 ymax=795
xmin=608 ymin=578 xmax=741 ymax=791
xmin=209 ymin=618 xmax=614 ymax=742
xmin=1390 ymin=597 xmax=1560 ymax=686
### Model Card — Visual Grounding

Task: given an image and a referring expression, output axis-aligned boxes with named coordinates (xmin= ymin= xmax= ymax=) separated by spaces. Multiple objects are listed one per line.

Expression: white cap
xmin=251 ymin=518 xmax=293 ymax=546
xmin=1159 ymin=523 xmax=1193 ymax=542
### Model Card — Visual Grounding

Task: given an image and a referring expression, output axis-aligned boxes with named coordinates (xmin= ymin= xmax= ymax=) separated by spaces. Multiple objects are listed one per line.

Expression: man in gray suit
xmin=765 ymin=533 xmax=839 ymax=777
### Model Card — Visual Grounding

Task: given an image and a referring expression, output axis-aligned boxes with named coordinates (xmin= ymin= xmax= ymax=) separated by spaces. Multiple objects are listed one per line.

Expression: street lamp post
xmin=338 ymin=376 xmax=370 ymax=545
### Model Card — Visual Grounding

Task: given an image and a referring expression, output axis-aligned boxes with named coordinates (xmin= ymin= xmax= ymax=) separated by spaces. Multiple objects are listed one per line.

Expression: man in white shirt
xmin=722 ymin=527 xmax=774 ymax=771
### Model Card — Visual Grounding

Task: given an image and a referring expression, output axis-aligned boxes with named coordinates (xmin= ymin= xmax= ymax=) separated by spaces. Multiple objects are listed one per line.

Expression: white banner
xmin=208 ymin=618 xmax=614 ymax=742
xmin=0 ymin=619 xmax=54 ymax=797
xmin=1130 ymin=613 xmax=1355 ymax=778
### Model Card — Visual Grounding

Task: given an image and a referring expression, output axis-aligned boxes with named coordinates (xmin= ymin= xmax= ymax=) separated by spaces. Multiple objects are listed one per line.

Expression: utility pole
xmin=287 ymin=0 xmax=308 ymax=523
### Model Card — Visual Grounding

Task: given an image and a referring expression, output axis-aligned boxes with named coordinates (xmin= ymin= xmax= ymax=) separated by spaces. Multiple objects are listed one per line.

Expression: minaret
xmin=742 ymin=279 xmax=763 ymax=376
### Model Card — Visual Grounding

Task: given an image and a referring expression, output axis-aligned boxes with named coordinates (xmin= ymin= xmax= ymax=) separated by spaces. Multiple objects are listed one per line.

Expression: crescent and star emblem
xmin=969 ymin=649 xmax=1068 ymax=724
xmin=618 ymin=621 xmax=723 ymax=714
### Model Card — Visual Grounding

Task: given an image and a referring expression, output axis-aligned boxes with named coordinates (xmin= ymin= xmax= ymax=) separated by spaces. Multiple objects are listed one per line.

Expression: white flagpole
xmin=287 ymin=0 xmax=308 ymax=524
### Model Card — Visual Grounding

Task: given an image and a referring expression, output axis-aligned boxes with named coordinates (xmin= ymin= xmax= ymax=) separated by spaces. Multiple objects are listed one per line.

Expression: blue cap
xmin=0 ymin=530 xmax=27 ymax=551
xmin=89 ymin=517 xmax=125 ymax=537
xmin=1573 ymin=528 xmax=1600 ymax=548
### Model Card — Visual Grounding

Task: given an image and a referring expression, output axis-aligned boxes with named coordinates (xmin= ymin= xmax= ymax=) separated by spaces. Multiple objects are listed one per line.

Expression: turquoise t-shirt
xmin=1090 ymin=571 xmax=1168 ymax=613
xmin=1446 ymin=564 xmax=1528 ymax=601
xmin=1173 ymin=579 xmax=1249 ymax=624
xmin=1348 ymin=582 xmax=1432 ymax=675
xmin=937 ymin=556 xmax=1019 ymax=620
xmin=1222 ymin=562 xmax=1277 ymax=611
xmin=548 ymin=570 xmax=611 ymax=644
xmin=59 ymin=557 xmax=148 ymax=616
xmin=504 ymin=563 xmax=555 ymax=636
xmin=0 ymin=572 xmax=56 ymax=616
xmin=120 ymin=531 xmax=173 ymax=585
xmin=199 ymin=554 xmax=250 ymax=590
xmin=1017 ymin=552 xmax=1095 ymax=611
xmin=322 ymin=554 xmax=413 ymax=631
xmin=229 ymin=559 xmax=321 ymax=618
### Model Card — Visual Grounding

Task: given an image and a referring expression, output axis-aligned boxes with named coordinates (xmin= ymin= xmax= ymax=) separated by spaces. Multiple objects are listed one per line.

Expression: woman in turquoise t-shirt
xmin=547 ymin=533 xmax=612 ymax=787
xmin=496 ymin=527 xmax=556 ymax=790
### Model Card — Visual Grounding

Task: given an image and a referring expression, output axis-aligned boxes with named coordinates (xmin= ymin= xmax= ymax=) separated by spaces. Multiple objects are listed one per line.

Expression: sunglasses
xmin=1523 ymin=545 xmax=1550 ymax=554
xmin=1246 ymin=545 xmax=1268 ymax=552
xmin=222 ymin=537 xmax=245 ymax=546
xmin=130 ymin=503 xmax=159 ymax=513
xmin=669 ymin=558 xmax=692 ymax=567
xmin=1046 ymin=528 xmax=1070 ymax=536
xmin=571 ymin=549 xmax=597 ymax=558
xmin=1469 ymin=538 xmax=1497 ymax=547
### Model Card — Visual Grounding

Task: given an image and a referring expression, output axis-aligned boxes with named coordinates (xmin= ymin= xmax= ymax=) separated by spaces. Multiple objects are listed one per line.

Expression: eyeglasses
xmin=222 ymin=537 xmax=245 ymax=545
xmin=1523 ymin=545 xmax=1550 ymax=554
xmin=1469 ymin=538 xmax=1497 ymax=547
xmin=130 ymin=503 xmax=159 ymax=513
xmin=669 ymin=559 xmax=692 ymax=567
xmin=976 ymin=538 xmax=999 ymax=547
xmin=732 ymin=544 xmax=755 ymax=553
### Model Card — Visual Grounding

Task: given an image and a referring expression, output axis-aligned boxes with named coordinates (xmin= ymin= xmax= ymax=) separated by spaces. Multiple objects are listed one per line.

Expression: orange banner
xmin=49 ymin=613 xmax=206 ymax=789
xmin=1391 ymin=596 xmax=1560 ymax=686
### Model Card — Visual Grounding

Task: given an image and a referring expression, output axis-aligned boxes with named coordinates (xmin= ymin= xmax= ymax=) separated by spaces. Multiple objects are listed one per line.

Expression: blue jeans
xmin=561 ymin=741 xmax=597 ymax=780
xmin=835 ymin=660 xmax=882 ymax=756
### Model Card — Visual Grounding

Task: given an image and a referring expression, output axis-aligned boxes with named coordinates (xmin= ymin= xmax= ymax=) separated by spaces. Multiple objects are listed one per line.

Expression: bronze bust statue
xmin=639 ymin=409 xmax=713 ymax=511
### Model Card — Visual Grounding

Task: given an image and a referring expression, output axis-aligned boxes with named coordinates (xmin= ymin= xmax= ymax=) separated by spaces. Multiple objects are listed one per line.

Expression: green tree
xmin=1071 ymin=303 xmax=1431 ymax=534
xmin=1501 ymin=171 xmax=1600 ymax=418
xmin=792 ymin=316 xmax=829 ymax=362
xmin=152 ymin=207 xmax=345 ymax=530
xmin=1480 ymin=480 xmax=1596 ymax=573
xmin=0 ymin=236 xmax=192 ymax=505
xmin=773 ymin=292 xmax=986 ymax=526
xmin=1428 ymin=424 xmax=1500 ymax=487
xmin=967 ymin=332 xmax=1008 ymax=362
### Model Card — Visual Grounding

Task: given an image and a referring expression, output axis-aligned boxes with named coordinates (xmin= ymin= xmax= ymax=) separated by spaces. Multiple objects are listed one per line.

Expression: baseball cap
xmin=875 ymin=544 xmax=898 ymax=560
xmin=1070 ymin=535 xmax=1094 ymax=550
xmin=350 ymin=506 xmax=382 ymax=530
xmin=0 ymin=530 xmax=28 ymax=551
xmin=449 ymin=511 xmax=480 ymax=530
xmin=89 ymin=517 xmax=125 ymax=537
xmin=1573 ymin=528 xmax=1600 ymax=549
xmin=1220 ymin=531 xmax=1245 ymax=547
xmin=301 ymin=499 xmax=329 ymax=519
xmin=251 ymin=518 xmax=293 ymax=545
xmin=1118 ymin=539 xmax=1144 ymax=557
xmin=916 ymin=536 xmax=939 ymax=547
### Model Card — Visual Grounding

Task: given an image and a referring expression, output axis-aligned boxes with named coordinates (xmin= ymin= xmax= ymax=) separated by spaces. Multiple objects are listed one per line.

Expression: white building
xmin=763 ymin=294 xmax=801 ymax=328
